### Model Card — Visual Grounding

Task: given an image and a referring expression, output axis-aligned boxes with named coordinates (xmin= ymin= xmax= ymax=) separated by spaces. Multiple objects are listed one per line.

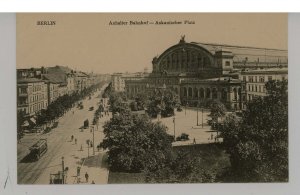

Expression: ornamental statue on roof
xmin=179 ymin=35 xmax=186 ymax=43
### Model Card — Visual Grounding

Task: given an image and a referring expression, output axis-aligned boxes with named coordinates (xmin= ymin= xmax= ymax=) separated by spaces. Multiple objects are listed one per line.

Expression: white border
xmin=0 ymin=1 xmax=298 ymax=12
xmin=1 ymin=13 xmax=300 ymax=195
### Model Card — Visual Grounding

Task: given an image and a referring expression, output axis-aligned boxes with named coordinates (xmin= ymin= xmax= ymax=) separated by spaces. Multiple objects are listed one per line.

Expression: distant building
xmin=111 ymin=72 xmax=150 ymax=93
xmin=111 ymin=73 xmax=125 ymax=92
xmin=240 ymin=67 xmax=288 ymax=101
xmin=73 ymin=71 xmax=89 ymax=92
xmin=66 ymin=73 xmax=76 ymax=94
xmin=17 ymin=78 xmax=48 ymax=117
xmin=42 ymin=74 xmax=67 ymax=102
xmin=45 ymin=65 xmax=76 ymax=95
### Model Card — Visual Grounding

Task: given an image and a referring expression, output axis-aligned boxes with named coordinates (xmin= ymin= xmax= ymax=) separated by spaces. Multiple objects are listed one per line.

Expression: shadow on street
xmin=82 ymin=153 xmax=108 ymax=169
xmin=19 ymin=153 xmax=37 ymax=163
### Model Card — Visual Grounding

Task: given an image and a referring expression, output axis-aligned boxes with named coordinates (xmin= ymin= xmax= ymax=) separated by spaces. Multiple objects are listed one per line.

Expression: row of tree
xmin=102 ymin=83 xmax=181 ymax=118
xmin=35 ymin=82 xmax=103 ymax=127
xmin=17 ymin=82 xmax=105 ymax=140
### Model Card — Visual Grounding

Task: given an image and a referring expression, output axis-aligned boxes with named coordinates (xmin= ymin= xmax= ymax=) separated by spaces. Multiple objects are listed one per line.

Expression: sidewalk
xmin=64 ymin=148 xmax=109 ymax=185
xmin=63 ymin=100 xmax=110 ymax=185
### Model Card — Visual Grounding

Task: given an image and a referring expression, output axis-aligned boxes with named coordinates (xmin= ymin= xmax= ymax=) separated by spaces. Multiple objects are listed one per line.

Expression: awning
xmin=21 ymin=120 xmax=30 ymax=127
xmin=30 ymin=118 xmax=36 ymax=124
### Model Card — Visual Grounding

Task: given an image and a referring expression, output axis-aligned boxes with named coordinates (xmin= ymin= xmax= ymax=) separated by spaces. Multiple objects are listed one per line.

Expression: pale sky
xmin=17 ymin=13 xmax=287 ymax=74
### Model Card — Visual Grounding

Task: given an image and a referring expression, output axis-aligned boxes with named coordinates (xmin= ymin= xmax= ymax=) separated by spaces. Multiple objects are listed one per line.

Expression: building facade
xmin=111 ymin=73 xmax=125 ymax=92
xmin=46 ymin=81 xmax=60 ymax=104
xmin=240 ymin=68 xmax=288 ymax=101
xmin=17 ymin=78 xmax=48 ymax=117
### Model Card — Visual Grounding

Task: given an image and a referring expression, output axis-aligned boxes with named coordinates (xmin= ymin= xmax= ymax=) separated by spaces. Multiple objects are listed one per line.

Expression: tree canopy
xmin=100 ymin=110 xmax=173 ymax=172
xmin=209 ymin=100 xmax=226 ymax=122
xmin=220 ymin=80 xmax=288 ymax=182
xmin=146 ymin=89 xmax=180 ymax=118
xmin=34 ymin=82 xmax=105 ymax=128
xmin=17 ymin=110 xmax=26 ymax=140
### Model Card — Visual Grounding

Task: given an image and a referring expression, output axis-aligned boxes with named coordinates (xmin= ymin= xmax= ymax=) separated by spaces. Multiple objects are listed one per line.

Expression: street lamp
xmin=173 ymin=113 xmax=176 ymax=141
xmin=92 ymin=126 xmax=95 ymax=155
xmin=61 ymin=157 xmax=65 ymax=184
xmin=201 ymin=107 xmax=204 ymax=128
xmin=197 ymin=102 xmax=199 ymax=126
xmin=185 ymin=101 xmax=188 ymax=116
xmin=86 ymin=139 xmax=90 ymax=157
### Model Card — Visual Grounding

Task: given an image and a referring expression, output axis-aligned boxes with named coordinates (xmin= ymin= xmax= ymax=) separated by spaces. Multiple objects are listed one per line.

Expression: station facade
xmin=125 ymin=37 xmax=288 ymax=110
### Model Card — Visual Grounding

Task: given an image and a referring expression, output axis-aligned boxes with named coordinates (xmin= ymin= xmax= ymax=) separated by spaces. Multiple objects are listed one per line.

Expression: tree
xmin=209 ymin=100 xmax=226 ymax=123
xmin=145 ymin=150 xmax=216 ymax=183
xmin=132 ymin=93 xmax=148 ymax=111
xmin=146 ymin=89 xmax=180 ymax=118
xmin=102 ymin=82 xmax=112 ymax=98
xmin=17 ymin=110 xmax=26 ymax=141
xmin=108 ymin=92 xmax=129 ymax=114
xmin=100 ymin=111 xmax=173 ymax=172
xmin=220 ymin=80 xmax=288 ymax=182
xmin=130 ymin=101 xmax=138 ymax=111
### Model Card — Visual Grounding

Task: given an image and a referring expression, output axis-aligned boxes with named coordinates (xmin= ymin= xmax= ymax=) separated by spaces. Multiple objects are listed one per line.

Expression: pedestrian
xmin=193 ymin=138 xmax=196 ymax=144
xmin=214 ymin=136 xmax=217 ymax=142
xmin=75 ymin=138 xmax=77 ymax=145
xmin=85 ymin=172 xmax=89 ymax=183
xmin=211 ymin=133 xmax=213 ymax=140
xmin=71 ymin=135 xmax=74 ymax=141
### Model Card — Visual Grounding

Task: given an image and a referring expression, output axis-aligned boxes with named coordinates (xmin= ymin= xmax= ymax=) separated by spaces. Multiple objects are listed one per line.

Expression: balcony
xmin=18 ymin=102 xmax=29 ymax=106
xmin=18 ymin=93 xmax=28 ymax=97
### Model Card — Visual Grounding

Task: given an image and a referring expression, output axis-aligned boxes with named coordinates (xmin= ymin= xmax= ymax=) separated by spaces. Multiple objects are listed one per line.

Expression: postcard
xmin=15 ymin=13 xmax=288 ymax=185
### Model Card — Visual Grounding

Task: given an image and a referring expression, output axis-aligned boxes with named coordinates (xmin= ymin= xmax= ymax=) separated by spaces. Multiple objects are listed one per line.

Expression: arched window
xmin=200 ymin=88 xmax=205 ymax=98
xmin=172 ymin=54 xmax=176 ymax=69
xmin=198 ymin=55 xmax=202 ymax=68
xmin=221 ymin=88 xmax=227 ymax=100
xmin=187 ymin=51 xmax=190 ymax=62
xmin=203 ymin=57 xmax=207 ymax=67
xmin=194 ymin=88 xmax=198 ymax=98
xmin=233 ymin=88 xmax=237 ymax=100
xmin=183 ymin=88 xmax=187 ymax=97
xmin=206 ymin=88 xmax=211 ymax=98
xmin=212 ymin=88 xmax=218 ymax=99
xmin=188 ymin=87 xmax=192 ymax=97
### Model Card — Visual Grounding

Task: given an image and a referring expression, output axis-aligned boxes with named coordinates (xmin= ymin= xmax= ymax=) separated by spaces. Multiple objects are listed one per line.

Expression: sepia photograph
xmin=16 ymin=13 xmax=288 ymax=185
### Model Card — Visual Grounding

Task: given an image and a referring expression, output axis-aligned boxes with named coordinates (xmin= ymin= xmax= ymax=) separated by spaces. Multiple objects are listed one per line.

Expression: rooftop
xmin=43 ymin=74 xmax=67 ymax=84
xmin=241 ymin=67 xmax=288 ymax=74
xmin=181 ymin=77 xmax=241 ymax=84
xmin=191 ymin=42 xmax=288 ymax=65
xmin=17 ymin=78 xmax=45 ymax=84
xmin=46 ymin=65 xmax=73 ymax=74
